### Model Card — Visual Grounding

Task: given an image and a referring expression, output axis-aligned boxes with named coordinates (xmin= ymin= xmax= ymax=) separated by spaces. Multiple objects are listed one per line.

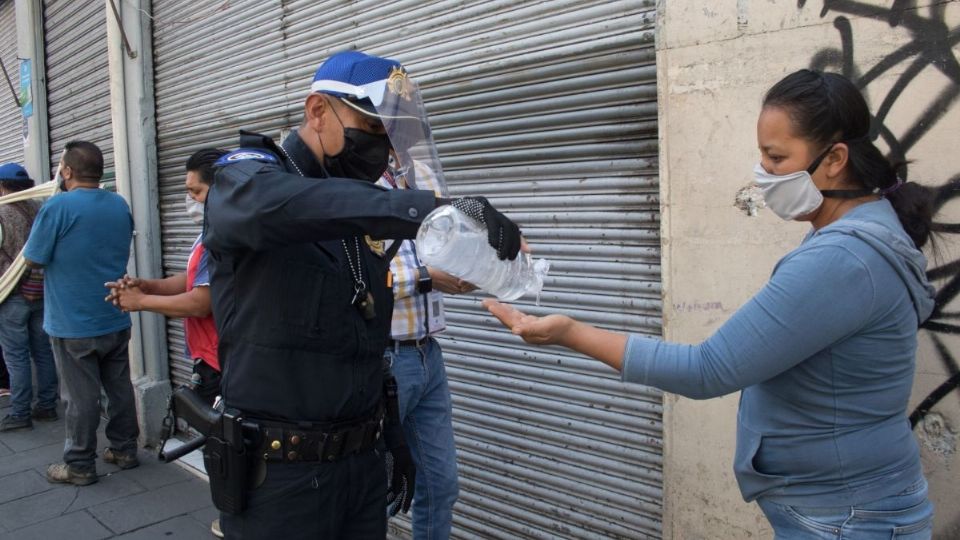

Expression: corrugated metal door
xmin=151 ymin=0 xmax=290 ymax=387
xmin=43 ymin=0 xmax=113 ymax=179
xmin=152 ymin=1 xmax=661 ymax=537
xmin=405 ymin=3 xmax=662 ymax=537
xmin=0 ymin=0 xmax=23 ymax=166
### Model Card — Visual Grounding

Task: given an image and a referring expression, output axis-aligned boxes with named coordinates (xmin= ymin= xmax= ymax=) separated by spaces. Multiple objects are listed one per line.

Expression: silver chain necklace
xmin=277 ymin=144 xmax=305 ymax=177
xmin=277 ymin=141 xmax=368 ymax=300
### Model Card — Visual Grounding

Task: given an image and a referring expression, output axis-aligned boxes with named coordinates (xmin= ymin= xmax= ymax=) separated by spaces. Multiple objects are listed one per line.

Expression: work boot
xmin=46 ymin=463 xmax=97 ymax=486
xmin=0 ymin=414 xmax=32 ymax=432
xmin=31 ymin=407 xmax=58 ymax=422
xmin=102 ymin=447 xmax=140 ymax=470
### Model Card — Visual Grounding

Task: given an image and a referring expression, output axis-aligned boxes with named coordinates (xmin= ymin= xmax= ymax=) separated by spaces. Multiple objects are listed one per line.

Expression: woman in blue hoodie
xmin=486 ymin=70 xmax=937 ymax=538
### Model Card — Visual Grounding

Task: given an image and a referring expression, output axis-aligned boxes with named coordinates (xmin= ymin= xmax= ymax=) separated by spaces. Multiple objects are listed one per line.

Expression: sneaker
xmin=210 ymin=518 xmax=224 ymax=538
xmin=46 ymin=463 xmax=98 ymax=486
xmin=0 ymin=387 xmax=10 ymax=397
xmin=31 ymin=407 xmax=58 ymax=422
xmin=0 ymin=414 xmax=32 ymax=432
xmin=102 ymin=447 xmax=140 ymax=470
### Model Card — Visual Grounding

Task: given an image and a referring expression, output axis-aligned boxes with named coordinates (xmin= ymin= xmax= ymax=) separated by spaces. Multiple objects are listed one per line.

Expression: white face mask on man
xmin=184 ymin=194 xmax=205 ymax=225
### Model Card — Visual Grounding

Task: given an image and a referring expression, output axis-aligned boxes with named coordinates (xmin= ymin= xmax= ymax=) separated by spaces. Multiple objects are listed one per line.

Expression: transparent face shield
xmin=317 ymin=68 xmax=449 ymax=196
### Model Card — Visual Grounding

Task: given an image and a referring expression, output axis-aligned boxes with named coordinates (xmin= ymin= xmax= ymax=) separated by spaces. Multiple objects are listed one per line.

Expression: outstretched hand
xmin=482 ymin=299 xmax=573 ymax=346
xmin=484 ymin=299 xmax=628 ymax=371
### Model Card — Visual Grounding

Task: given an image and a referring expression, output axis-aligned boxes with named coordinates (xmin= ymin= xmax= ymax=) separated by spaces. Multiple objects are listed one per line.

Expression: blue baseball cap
xmin=310 ymin=50 xmax=414 ymax=118
xmin=0 ymin=163 xmax=30 ymax=183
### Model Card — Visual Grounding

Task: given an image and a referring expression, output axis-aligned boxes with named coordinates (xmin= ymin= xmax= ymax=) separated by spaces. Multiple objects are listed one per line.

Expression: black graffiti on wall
xmin=798 ymin=0 xmax=960 ymax=426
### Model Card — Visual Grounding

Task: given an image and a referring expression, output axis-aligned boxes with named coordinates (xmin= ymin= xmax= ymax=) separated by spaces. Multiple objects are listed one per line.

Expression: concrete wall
xmin=657 ymin=1 xmax=960 ymax=538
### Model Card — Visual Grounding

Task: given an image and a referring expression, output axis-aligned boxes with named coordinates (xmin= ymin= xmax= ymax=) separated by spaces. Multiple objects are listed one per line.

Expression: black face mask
xmin=323 ymin=128 xmax=391 ymax=183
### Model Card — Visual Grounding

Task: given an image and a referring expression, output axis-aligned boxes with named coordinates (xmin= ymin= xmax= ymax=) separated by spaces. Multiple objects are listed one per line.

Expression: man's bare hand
xmin=428 ymin=267 xmax=477 ymax=295
xmin=105 ymin=275 xmax=143 ymax=305
xmin=114 ymin=285 xmax=147 ymax=313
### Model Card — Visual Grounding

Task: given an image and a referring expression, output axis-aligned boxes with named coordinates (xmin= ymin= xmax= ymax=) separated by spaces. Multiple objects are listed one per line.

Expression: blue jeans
xmin=386 ymin=338 xmax=459 ymax=540
xmin=757 ymin=477 xmax=934 ymax=539
xmin=0 ymin=294 xmax=58 ymax=418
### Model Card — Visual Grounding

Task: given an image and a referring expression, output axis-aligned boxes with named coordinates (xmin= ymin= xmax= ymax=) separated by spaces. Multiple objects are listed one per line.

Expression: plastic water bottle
xmin=416 ymin=205 xmax=550 ymax=301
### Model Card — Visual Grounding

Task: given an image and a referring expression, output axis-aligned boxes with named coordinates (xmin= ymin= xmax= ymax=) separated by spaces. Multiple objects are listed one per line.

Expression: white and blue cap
xmin=310 ymin=50 xmax=420 ymax=121
xmin=310 ymin=50 xmax=448 ymax=195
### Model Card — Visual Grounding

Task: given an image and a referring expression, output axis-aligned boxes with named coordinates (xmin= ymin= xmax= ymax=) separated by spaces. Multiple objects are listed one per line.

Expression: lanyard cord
xmin=277 ymin=143 xmax=366 ymax=293
xmin=408 ymin=241 xmax=431 ymax=337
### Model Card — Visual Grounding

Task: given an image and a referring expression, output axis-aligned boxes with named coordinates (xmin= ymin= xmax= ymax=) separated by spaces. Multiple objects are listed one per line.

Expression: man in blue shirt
xmin=24 ymin=141 xmax=139 ymax=486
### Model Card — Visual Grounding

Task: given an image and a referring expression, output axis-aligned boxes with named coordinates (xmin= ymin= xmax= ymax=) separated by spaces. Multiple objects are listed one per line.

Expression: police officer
xmin=203 ymin=51 xmax=521 ymax=539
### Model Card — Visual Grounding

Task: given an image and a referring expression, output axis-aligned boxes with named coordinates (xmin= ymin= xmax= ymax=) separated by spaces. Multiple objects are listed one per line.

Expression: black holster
xmin=160 ymin=386 xmax=249 ymax=515
xmin=203 ymin=408 xmax=248 ymax=515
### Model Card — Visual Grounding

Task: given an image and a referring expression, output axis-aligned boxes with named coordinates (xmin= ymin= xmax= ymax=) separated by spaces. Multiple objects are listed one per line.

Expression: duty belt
xmin=253 ymin=413 xmax=382 ymax=463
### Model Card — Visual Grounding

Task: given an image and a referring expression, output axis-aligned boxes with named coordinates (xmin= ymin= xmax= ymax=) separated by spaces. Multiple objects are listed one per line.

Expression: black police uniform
xmin=203 ymin=130 xmax=436 ymax=539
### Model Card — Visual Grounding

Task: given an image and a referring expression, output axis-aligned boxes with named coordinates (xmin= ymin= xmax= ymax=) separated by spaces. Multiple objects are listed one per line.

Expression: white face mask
xmin=752 ymin=163 xmax=824 ymax=221
xmin=184 ymin=194 xmax=205 ymax=225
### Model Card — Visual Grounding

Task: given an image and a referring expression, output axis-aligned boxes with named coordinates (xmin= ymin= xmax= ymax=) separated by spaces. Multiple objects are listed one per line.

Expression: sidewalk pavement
xmin=0 ymin=394 xmax=218 ymax=539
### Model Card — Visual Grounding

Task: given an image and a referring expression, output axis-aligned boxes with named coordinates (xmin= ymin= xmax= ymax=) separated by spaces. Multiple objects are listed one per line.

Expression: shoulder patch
xmin=215 ymin=149 xmax=279 ymax=167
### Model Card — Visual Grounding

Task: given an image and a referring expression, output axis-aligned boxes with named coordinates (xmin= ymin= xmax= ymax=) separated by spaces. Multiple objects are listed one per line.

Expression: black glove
xmin=451 ymin=196 xmax=521 ymax=260
xmin=382 ymin=373 xmax=415 ymax=516
xmin=384 ymin=419 xmax=415 ymax=515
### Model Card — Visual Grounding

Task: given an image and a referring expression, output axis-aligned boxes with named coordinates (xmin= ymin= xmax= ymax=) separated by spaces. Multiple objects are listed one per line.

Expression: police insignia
xmin=364 ymin=236 xmax=386 ymax=256
xmin=215 ymin=149 xmax=278 ymax=167
xmin=386 ymin=66 xmax=413 ymax=101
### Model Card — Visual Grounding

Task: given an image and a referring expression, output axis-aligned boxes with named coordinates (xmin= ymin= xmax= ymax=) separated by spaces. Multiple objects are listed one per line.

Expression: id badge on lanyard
xmin=409 ymin=242 xmax=445 ymax=334
xmin=425 ymin=290 xmax=445 ymax=333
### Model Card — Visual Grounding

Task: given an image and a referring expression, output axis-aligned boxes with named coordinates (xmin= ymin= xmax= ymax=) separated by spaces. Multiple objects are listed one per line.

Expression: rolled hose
xmin=0 ymin=181 xmax=59 ymax=303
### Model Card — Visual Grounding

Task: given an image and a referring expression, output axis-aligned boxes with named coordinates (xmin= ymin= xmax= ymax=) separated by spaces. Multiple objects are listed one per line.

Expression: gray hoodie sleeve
xmin=621 ymin=243 xmax=876 ymax=399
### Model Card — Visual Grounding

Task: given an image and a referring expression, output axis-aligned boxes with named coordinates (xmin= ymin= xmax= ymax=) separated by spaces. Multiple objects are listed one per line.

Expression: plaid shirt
xmin=376 ymin=159 xmax=446 ymax=340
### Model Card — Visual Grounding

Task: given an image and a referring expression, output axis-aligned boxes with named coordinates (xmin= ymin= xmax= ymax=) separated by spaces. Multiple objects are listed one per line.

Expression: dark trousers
xmin=0 ymin=349 xmax=8 ymax=389
xmin=221 ymin=448 xmax=387 ymax=539
xmin=50 ymin=329 xmax=139 ymax=472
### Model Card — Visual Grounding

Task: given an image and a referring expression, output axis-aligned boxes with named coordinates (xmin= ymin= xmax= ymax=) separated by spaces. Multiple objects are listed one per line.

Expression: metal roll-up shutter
xmin=393 ymin=3 xmax=662 ymax=538
xmin=0 ymin=0 xmax=23 ymax=165
xmin=43 ymin=0 xmax=113 ymax=183
xmin=153 ymin=1 xmax=661 ymax=537
xmin=152 ymin=0 xmax=290 ymax=387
